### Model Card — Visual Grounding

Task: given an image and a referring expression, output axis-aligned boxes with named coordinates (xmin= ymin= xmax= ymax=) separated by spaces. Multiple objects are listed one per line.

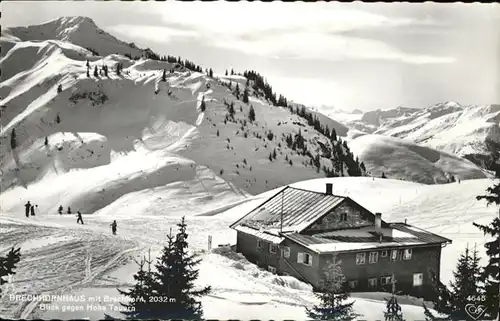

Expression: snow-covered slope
xmin=349 ymin=134 xmax=488 ymax=183
xmin=0 ymin=17 xmax=362 ymax=215
xmin=1 ymin=177 xmax=496 ymax=320
xmin=329 ymin=102 xmax=500 ymax=163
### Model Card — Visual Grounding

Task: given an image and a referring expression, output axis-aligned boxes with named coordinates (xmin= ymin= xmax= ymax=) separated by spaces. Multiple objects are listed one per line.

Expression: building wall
xmin=318 ymin=244 xmax=442 ymax=300
xmin=236 ymin=231 xmax=320 ymax=287
xmin=305 ymin=200 xmax=374 ymax=233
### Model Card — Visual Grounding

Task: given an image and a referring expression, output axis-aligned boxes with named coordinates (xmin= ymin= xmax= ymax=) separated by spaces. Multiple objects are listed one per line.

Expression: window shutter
xmin=297 ymin=252 xmax=303 ymax=263
xmin=308 ymin=254 xmax=313 ymax=266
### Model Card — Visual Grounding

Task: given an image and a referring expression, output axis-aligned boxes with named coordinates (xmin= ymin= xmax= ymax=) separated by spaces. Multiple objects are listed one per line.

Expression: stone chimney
xmin=326 ymin=183 xmax=333 ymax=195
xmin=375 ymin=212 xmax=382 ymax=230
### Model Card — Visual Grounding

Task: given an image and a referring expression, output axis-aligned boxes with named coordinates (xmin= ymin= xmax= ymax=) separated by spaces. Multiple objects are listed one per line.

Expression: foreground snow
xmin=1 ymin=177 xmax=496 ymax=320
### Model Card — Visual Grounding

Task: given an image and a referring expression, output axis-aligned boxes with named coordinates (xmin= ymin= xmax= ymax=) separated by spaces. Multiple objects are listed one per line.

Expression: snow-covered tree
xmin=243 ymin=86 xmax=249 ymax=103
xmin=306 ymin=258 xmax=356 ymax=321
xmin=384 ymin=295 xmax=404 ymax=321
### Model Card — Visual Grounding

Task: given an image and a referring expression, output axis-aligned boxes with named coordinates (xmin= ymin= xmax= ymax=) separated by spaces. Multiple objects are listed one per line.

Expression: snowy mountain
xmin=0 ymin=17 xmax=363 ymax=215
xmin=328 ymin=102 xmax=500 ymax=169
xmin=348 ymin=134 xmax=488 ymax=183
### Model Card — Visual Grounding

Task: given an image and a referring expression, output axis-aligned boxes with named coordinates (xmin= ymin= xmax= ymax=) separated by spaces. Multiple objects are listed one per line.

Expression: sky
xmin=2 ymin=1 xmax=499 ymax=112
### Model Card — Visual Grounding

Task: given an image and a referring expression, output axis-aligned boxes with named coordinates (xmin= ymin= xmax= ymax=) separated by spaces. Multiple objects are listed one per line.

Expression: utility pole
xmin=280 ymin=189 xmax=284 ymax=233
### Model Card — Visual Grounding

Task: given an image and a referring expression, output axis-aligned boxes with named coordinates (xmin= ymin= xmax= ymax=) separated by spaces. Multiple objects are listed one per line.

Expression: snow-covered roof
xmin=230 ymin=186 xmax=346 ymax=233
xmin=284 ymin=223 xmax=451 ymax=254
xmin=234 ymin=225 xmax=285 ymax=244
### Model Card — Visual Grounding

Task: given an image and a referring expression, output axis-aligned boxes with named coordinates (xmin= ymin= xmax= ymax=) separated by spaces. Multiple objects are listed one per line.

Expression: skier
xmin=67 ymin=207 xmax=72 ymax=214
xmin=76 ymin=211 xmax=84 ymax=225
xmin=110 ymin=220 xmax=117 ymax=235
xmin=24 ymin=201 xmax=31 ymax=218
xmin=30 ymin=204 xmax=36 ymax=216
xmin=58 ymin=205 xmax=63 ymax=215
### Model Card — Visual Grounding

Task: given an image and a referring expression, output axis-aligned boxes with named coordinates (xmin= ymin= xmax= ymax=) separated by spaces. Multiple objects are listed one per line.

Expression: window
xmin=282 ymin=246 xmax=290 ymax=258
xmin=339 ymin=212 xmax=348 ymax=222
xmin=348 ymin=280 xmax=358 ymax=289
xmin=381 ymin=250 xmax=388 ymax=257
xmin=391 ymin=249 xmax=398 ymax=261
xmin=381 ymin=276 xmax=393 ymax=285
xmin=413 ymin=273 xmax=423 ymax=286
xmin=403 ymin=248 xmax=412 ymax=260
xmin=356 ymin=253 xmax=366 ymax=265
xmin=267 ymin=266 xmax=277 ymax=274
xmin=369 ymin=252 xmax=379 ymax=264
xmin=269 ymin=243 xmax=277 ymax=254
xmin=298 ymin=252 xmax=313 ymax=266
xmin=368 ymin=278 xmax=377 ymax=288
xmin=257 ymin=239 xmax=263 ymax=249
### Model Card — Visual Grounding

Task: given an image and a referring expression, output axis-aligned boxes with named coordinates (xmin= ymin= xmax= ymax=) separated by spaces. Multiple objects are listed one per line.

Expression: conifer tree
xmin=57 ymin=84 xmax=63 ymax=93
xmin=162 ymin=69 xmax=166 ymax=82
xmin=86 ymin=60 xmax=90 ymax=68
xmin=209 ymin=68 xmax=213 ymax=78
xmin=10 ymin=128 xmax=16 ymax=150
xmin=0 ymin=247 xmax=21 ymax=296
xmin=216 ymin=129 xmax=219 ymax=137
xmin=152 ymin=218 xmax=211 ymax=319
xmin=225 ymin=70 xmax=228 ymax=76
xmin=475 ymin=158 xmax=500 ymax=320
xmin=248 ymin=105 xmax=256 ymax=122
xmin=243 ymin=87 xmax=249 ymax=103
xmin=231 ymin=68 xmax=234 ymax=75
xmin=103 ymin=65 xmax=108 ymax=77
xmin=56 ymin=114 xmax=61 ymax=124
xmin=117 ymin=256 xmax=155 ymax=318
xmin=235 ymin=83 xmax=240 ymax=99
xmin=384 ymin=296 xmax=404 ymax=321
xmin=381 ymin=172 xmax=387 ymax=179
xmin=87 ymin=68 xmax=90 ymax=78
xmin=44 ymin=137 xmax=48 ymax=146
xmin=200 ymin=97 xmax=206 ymax=112
xmin=94 ymin=66 xmax=99 ymax=77
xmin=306 ymin=258 xmax=356 ymax=321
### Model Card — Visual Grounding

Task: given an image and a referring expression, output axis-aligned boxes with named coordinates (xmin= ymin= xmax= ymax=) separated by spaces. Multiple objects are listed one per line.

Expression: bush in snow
xmin=0 ymin=247 xmax=21 ymax=296
xmin=200 ymin=97 xmax=206 ymax=112
xmin=248 ymin=105 xmax=256 ymax=122
xmin=69 ymin=90 xmax=108 ymax=107
xmin=10 ymin=128 xmax=16 ymax=150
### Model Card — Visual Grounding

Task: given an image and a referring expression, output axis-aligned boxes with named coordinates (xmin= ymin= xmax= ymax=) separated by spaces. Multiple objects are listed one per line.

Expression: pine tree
xmin=306 ymin=258 xmax=356 ymax=321
xmin=384 ymin=296 xmax=404 ymax=321
xmin=475 ymin=158 xmax=500 ymax=320
xmin=248 ymin=105 xmax=256 ymax=122
xmin=216 ymin=129 xmax=219 ymax=137
xmin=57 ymin=84 xmax=63 ymax=93
xmin=0 ymin=247 xmax=21 ymax=296
xmin=94 ymin=66 xmax=99 ymax=77
xmin=86 ymin=60 xmax=90 ymax=68
xmin=381 ymin=172 xmax=387 ymax=179
xmin=331 ymin=128 xmax=337 ymax=142
xmin=10 ymin=128 xmax=16 ymax=150
xmin=56 ymin=114 xmax=61 ymax=124
xmin=151 ymin=218 xmax=211 ymax=319
xmin=235 ymin=83 xmax=240 ymax=99
xmin=243 ymin=87 xmax=249 ymax=103
xmin=116 ymin=63 xmax=122 ymax=76
xmin=44 ymin=137 xmax=48 ymax=146
xmin=448 ymin=245 xmax=482 ymax=320
xmin=225 ymin=70 xmax=228 ymax=76
xmin=209 ymin=68 xmax=213 ymax=78
xmin=162 ymin=69 xmax=167 ymax=82
xmin=87 ymin=68 xmax=90 ymax=77
xmin=104 ymin=65 xmax=108 ymax=77
xmin=200 ymin=97 xmax=206 ymax=112
xmin=117 ymin=256 xmax=155 ymax=318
